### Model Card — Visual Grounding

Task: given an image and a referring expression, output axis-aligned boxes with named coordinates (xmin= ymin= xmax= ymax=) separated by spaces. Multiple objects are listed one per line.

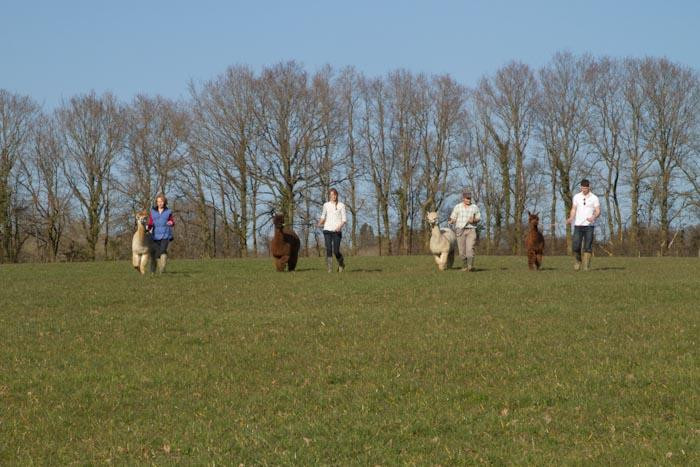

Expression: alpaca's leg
xmin=447 ymin=248 xmax=455 ymax=269
xmin=139 ymin=254 xmax=149 ymax=275
xmin=536 ymin=253 xmax=543 ymax=270
xmin=276 ymin=256 xmax=289 ymax=272
xmin=149 ymin=251 xmax=157 ymax=273
xmin=438 ymin=251 xmax=449 ymax=271
xmin=132 ymin=253 xmax=140 ymax=270
xmin=528 ymin=251 xmax=535 ymax=270
xmin=287 ymin=254 xmax=298 ymax=272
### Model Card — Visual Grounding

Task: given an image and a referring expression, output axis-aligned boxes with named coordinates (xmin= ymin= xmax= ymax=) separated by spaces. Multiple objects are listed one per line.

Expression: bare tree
xmin=537 ymin=52 xmax=591 ymax=254
xmin=253 ymin=61 xmax=320 ymax=224
xmin=475 ymin=62 xmax=537 ymax=254
xmin=621 ymin=59 xmax=655 ymax=254
xmin=418 ymin=74 xmax=467 ymax=249
xmin=475 ymin=80 xmax=511 ymax=253
xmin=58 ymin=92 xmax=124 ymax=260
xmin=638 ymin=58 xmax=700 ymax=255
xmin=584 ymin=57 xmax=625 ymax=251
xmin=468 ymin=110 xmax=501 ymax=253
xmin=360 ymin=76 xmax=394 ymax=255
xmin=337 ymin=67 xmax=366 ymax=254
xmin=0 ymin=90 xmax=38 ymax=262
xmin=190 ymin=65 xmax=257 ymax=257
xmin=388 ymin=70 xmax=422 ymax=254
xmin=123 ymin=95 xmax=188 ymax=211
xmin=177 ymin=144 xmax=214 ymax=258
xmin=304 ymin=66 xmax=343 ymax=255
xmin=22 ymin=115 xmax=71 ymax=261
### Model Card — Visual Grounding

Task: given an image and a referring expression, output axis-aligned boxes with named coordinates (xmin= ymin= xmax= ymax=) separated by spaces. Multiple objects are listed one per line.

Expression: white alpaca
xmin=427 ymin=211 xmax=457 ymax=271
xmin=132 ymin=210 xmax=156 ymax=274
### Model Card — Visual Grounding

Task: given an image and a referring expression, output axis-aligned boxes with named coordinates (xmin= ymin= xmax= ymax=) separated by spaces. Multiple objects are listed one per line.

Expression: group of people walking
xmin=151 ymin=178 xmax=600 ymax=272
xmin=316 ymin=178 xmax=600 ymax=273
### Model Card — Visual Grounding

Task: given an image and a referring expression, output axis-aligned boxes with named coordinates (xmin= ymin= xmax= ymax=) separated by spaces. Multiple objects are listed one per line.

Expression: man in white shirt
xmin=566 ymin=179 xmax=601 ymax=271
xmin=448 ymin=190 xmax=481 ymax=271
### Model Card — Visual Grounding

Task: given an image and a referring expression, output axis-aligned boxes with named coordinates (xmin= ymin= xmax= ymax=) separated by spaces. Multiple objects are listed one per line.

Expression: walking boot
xmin=582 ymin=252 xmax=591 ymax=271
xmin=158 ymin=254 xmax=167 ymax=273
xmin=326 ymin=257 xmax=333 ymax=273
xmin=573 ymin=254 xmax=581 ymax=271
xmin=466 ymin=257 xmax=474 ymax=272
xmin=460 ymin=258 xmax=469 ymax=272
xmin=337 ymin=257 xmax=345 ymax=273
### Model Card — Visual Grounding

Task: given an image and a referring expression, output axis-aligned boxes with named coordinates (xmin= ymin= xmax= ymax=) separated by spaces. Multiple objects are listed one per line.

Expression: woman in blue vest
xmin=147 ymin=193 xmax=175 ymax=273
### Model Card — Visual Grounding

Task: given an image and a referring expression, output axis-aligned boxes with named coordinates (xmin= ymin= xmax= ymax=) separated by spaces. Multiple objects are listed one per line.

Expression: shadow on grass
xmin=347 ymin=268 xmax=383 ymax=273
xmin=162 ymin=271 xmax=200 ymax=275
xmin=594 ymin=267 xmax=627 ymax=271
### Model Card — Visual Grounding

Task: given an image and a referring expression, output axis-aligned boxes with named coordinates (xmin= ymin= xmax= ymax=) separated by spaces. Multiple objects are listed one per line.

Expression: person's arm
xmin=588 ymin=202 xmax=601 ymax=223
xmin=471 ymin=206 xmax=481 ymax=224
xmin=567 ymin=200 xmax=577 ymax=224
xmin=337 ymin=204 xmax=347 ymax=232
xmin=448 ymin=206 xmax=457 ymax=224
xmin=167 ymin=212 xmax=175 ymax=226
xmin=317 ymin=204 xmax=326 ymax=228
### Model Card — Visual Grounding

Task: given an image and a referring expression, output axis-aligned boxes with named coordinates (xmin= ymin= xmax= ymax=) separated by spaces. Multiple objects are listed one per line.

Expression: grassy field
xmin=0 ymin=255 xmax=698 ymax=464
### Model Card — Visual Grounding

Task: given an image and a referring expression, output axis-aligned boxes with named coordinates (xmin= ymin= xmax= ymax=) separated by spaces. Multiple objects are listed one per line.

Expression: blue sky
xmin=2 ymin=0 xmax=699 ymax=108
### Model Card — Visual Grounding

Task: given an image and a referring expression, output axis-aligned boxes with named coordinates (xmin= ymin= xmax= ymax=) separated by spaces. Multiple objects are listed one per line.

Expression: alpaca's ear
xmin=528 ymin=210 xmax=531 ymax=216
xmin=535 ymin=212 xmax=539 ymax=217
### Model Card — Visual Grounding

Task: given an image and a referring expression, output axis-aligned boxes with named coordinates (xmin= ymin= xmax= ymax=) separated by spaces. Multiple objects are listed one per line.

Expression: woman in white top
xmin=318 ymin=188 xmax=347 ymax=272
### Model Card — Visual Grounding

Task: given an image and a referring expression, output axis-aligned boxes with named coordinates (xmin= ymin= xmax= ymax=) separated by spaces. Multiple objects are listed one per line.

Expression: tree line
xmin=1 ymin=52 xmax=699 ymax=263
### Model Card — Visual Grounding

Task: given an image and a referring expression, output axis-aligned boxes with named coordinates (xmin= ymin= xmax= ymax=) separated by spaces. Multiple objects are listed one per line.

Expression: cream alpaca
xmin=131 ymin=210 xmax=156 ymax=274
xmin=427 ymin=211 xmax=457 ymax=271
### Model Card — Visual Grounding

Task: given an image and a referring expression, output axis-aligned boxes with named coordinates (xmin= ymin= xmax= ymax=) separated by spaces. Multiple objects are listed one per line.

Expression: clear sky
xmin=3 ymin=0 xmax=699 ymax=108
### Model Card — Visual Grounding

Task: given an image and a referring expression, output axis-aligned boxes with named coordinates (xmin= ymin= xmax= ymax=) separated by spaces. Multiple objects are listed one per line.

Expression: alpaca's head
xmin=528 ymin=211 xmax=539 ymax=227
xmin=135 ymin=210 xmax=149 ymax=228
xmin=272 ymin=214 xmax=285 ymax=228
xmin=427 ymin=211 xmax=439 ymax=226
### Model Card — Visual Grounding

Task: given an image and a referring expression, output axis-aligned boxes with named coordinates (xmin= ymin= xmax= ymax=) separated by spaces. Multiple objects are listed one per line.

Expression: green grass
xmin=1 ymin=255 xmax=698 ymax=464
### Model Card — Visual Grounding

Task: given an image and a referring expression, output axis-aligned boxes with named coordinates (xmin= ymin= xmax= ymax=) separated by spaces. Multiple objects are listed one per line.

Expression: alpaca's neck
xmin=135 ymin=222 xmax=147 ymax=241
xmin=430 ymin=223 xmax=448 ymax=252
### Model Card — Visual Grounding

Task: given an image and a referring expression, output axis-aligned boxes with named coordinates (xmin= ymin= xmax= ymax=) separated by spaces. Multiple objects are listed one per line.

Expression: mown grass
xmin=0 ymin=255 xmax=698 ymax=464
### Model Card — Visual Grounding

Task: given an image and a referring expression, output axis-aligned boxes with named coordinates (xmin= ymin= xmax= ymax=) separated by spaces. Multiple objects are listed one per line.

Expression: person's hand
xmin=167 ymin=220 xmax=174 ymax=226
xmin=586 ymin=216 xmax=595 ymax=223
xmin=566 ymin=217 xmax=573 ymax=225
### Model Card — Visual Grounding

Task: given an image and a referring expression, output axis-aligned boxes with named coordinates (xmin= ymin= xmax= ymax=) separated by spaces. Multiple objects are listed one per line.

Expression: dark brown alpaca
xmin=270 ymin=214 xmax=300 ymax=272
xmin=525 ymin=211 xmax=545 ymax=270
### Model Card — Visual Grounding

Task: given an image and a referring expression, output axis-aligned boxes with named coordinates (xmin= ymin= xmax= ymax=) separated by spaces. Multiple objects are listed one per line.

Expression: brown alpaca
xmin=270 ymin=214 xmax=300 ymax=272
xmin=525 ymin=211 xmax=545 ymax=270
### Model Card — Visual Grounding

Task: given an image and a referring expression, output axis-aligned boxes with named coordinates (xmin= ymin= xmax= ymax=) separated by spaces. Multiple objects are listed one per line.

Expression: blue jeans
xmin=572 ymin=226 xmax=594 ymax=261
xmin=323 ymin=231 xmax=344 ymax=265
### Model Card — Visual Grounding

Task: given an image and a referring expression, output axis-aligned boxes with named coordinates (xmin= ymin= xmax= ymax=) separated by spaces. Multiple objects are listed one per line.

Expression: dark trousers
xmin=154 ymin=238 xmax=170 ymax=258
xmin=323 ymin=231 xmax=344 ymax=265
xmin=572 ymin=226 xmax=594 ymax=261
